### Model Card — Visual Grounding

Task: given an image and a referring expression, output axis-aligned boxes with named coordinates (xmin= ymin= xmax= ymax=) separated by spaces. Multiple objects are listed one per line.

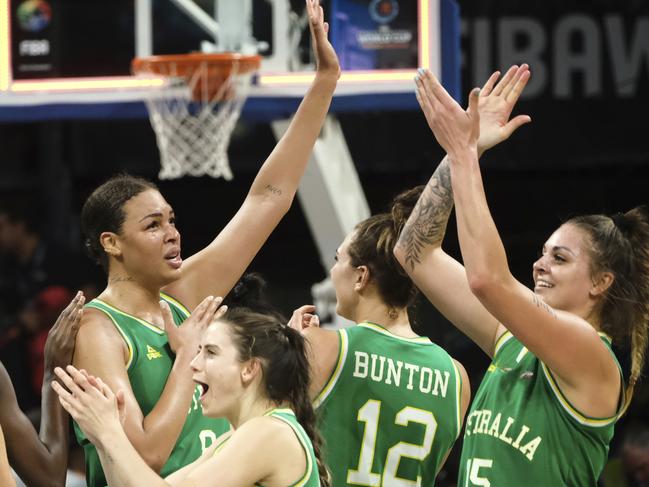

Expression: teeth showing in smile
xmin=536 ymin=280 xmax=553 ymax=288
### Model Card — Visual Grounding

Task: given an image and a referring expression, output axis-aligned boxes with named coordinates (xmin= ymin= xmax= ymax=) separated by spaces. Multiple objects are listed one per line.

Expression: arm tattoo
xmin=264 ymin=184 xmax=283 ymax=196
xmin=532 ymin=294 xmax=558 ymax=319
xmin=398 ymin=158 xmax=454 ymax=270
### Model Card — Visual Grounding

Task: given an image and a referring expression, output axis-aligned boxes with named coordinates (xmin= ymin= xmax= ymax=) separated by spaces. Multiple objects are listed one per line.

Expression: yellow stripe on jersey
xmin=493 ymin=330 xmax=513 ymax=356
xmin=314 ymin=329 xmax=348 ymax=408
xmin=93 ymin=299 xmax=165 ymax=335
xmin=541 ymin=363 xmax=618 ymax=427
xmin=86 ymin=302 xmax=135 ymax=370
xmin=358 ymin=322 xmax=433 ymax=344
xmin=265 ymin=409 xmax=314 ymax=487
xmin=211 ymin=431 xmax=234 ymax=456
xmin=159 ymin=292 xmax=191 ymax=319
xmin=452 ymin=360 xmax=463 ymax=440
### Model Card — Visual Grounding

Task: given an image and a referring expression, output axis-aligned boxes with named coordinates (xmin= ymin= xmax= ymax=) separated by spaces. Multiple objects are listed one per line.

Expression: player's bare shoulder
xmin=74 ymin=306 xmax=128 ymax=364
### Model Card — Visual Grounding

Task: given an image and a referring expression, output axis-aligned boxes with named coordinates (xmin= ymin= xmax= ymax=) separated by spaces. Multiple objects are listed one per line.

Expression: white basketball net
xmin=142 ymin=62 xmax=254 ymax=180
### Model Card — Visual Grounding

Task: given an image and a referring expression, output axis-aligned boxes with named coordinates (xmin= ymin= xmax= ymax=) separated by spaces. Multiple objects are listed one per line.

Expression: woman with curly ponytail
xmin=567 ymin=208 xmax=649 ymax=413
xmin=400 ymin=66 xmax=649 ymax=485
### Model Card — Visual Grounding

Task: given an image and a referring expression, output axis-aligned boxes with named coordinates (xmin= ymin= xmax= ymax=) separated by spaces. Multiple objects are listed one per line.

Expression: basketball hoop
xmin=132 ymin=53 xmax=262 ymax=180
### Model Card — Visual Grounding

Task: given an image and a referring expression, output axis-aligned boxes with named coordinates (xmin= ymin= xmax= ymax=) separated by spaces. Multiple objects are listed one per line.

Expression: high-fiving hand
xmin=415 ymin=65 xmax=531 ymax=158
xmin=306 ymin=0 xmax=340 ymax=79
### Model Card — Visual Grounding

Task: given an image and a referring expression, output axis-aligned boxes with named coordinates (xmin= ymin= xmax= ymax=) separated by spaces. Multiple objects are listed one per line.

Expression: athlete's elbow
xmin=140 ymin=451 xmax=167 ymax=473
xmin=467 ymin=272 xmax=496 ymax=299
xmin=467 ymin=270 xmax=509 ymax=302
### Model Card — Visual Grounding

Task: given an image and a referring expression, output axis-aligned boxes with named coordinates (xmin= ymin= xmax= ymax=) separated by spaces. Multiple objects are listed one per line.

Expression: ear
xmin=241 ymin=358 xmax=262 ymax=385
xmin=100 ymin=231 xmax=122 ymax=258
xmin=590 ymin=271 xmax=614 ymax=298
xmin=354 ymin=265 xmax=370 ymax=292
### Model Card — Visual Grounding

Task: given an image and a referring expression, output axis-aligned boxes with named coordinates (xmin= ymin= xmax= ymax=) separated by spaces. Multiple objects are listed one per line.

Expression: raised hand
xmin=44 ymin=291 xmax=85 ymax=373
xmin=477 ymin=64 xmax=531 ymax=155
xmin=415 ymin=69 xmax=480 ymax=158
xmin=306 ymin=0 xmax=340 ymax=78
xmin=162 ymin=296 xmax=227 ymax=355
xmin=51 ymin=365 xmax=121 ymax=447
xmin=287 ymin=304 xmax=320 ymax=332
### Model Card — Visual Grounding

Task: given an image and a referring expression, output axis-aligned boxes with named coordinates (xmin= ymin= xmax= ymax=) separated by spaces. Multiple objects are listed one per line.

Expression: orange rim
xmin=131 ymin=53 xmax=262 ymax=79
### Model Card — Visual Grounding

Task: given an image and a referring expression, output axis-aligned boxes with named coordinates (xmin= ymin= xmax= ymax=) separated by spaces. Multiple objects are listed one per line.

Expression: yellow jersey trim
xmin=93 ymin=299 xmax=165 ymax=335
xmin=211 ymin=431 xmax=234 ymax=456
xmin=314 ymin=329 xmax=348 ymax=408
xmin=541 ymin=363 xmax=620 ymax=428
xmin=452 ymin=359 xmax=463 ymax=439
xmin=265 ymin=409 xmax=314 ymax=487
xmin=159 ymin=292 xmax=191 ymax=319
xmin=493 ymin=330 xmax=513 ymax=356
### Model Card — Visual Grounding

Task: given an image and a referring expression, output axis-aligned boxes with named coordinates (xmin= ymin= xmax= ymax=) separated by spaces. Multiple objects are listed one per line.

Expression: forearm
xmin=36 ymin=371 xmax=69 ymax=477
xmin=395 ymin=156 xmax=453 ymax=270
xmin=97 ymin=426 xmax=170 ymax=487
xmin=248 ymin=74 xmax=337 ymax=201
xmin=136 ymin=351 xmax=197 ymax=469
xmin=0 ymin=426 xmax=15 ymax=487
xmin=449 ymin=151 xmax=511 ymax=288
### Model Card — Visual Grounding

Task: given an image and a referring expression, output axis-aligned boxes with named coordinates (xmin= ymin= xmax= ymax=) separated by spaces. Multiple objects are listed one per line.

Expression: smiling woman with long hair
xmin=396 ymin=67 xmax=649 ymax=485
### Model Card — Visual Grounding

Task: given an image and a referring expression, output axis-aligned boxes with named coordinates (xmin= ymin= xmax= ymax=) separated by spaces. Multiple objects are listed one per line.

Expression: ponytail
xmin=224 ymin=309 xmax=331 ymax=486
xmin=568 ymin=206 xmax=649 ymax=412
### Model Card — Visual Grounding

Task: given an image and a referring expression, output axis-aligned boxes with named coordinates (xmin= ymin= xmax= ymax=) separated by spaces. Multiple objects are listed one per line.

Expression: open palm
xmin=477 ymin=64 xmax=532 ymax=155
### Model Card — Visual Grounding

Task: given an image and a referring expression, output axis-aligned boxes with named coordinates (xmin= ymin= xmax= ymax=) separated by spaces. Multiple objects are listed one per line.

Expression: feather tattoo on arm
xmin=398 ymin=157 xmax=454 ymax=270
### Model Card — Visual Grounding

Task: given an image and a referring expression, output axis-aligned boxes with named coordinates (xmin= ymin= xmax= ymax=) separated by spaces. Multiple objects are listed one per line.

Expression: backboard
xmin=0 ymin=0 xmax=460 ymax=122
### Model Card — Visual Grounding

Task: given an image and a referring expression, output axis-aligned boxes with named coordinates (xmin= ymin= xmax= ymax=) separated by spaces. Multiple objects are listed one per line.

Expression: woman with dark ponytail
xmin=398 ymin=67 xmax=649 ymax=485
xmin=51 ymin=307 xmax=330 ymax=487
xmin=288 ymin=186 xmax=471 ymax=486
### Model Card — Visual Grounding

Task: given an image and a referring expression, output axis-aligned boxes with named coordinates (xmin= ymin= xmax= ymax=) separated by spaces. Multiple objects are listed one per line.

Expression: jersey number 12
xmin=347 ymin=399 xmax=437 ymax=486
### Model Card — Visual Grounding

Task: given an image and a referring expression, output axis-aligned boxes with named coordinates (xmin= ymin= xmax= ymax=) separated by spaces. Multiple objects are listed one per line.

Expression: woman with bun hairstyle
xmin=396 ymin=66 xmax=649 ymax=484
xmin=72 ymin=1 xmax=339 ymax=485
xmin=53 ymin=306 xmax=330 ymax=487
xmin=289 ymin=186 xmax=471 ymax=485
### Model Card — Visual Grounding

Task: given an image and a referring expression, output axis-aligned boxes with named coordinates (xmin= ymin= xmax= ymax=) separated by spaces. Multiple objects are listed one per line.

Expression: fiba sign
xmin=11 ymin=0 xmax=58 ymax=78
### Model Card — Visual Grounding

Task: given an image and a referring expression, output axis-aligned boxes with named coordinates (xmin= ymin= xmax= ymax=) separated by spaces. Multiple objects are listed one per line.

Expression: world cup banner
xmin=331 ymin=0 xmax=419 ymax=71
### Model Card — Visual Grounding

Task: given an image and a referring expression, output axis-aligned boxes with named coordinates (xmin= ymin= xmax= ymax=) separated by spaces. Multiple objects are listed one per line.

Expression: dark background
xmin=2 ymin=0 xmax=649 ymax=485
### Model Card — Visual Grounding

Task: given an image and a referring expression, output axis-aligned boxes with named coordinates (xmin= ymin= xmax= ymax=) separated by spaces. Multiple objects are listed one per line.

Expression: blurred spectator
xmin=621 ymin=425 xmax=649 ymax=487
xmin=23 ymin=286 xmax=74 ymax=395
xmin=0 ymin=194 xmax=99 ymax=410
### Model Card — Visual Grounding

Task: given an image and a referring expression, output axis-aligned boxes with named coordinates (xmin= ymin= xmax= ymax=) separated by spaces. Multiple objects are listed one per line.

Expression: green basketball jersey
xmin=458 ymin=331 xmax=623 ymax=486
xmin=316 ymin=322 xmax=463 ymax=486
xmin=210 ymin=408 xmax=321 ymax=487
xmin=75 ymin=293 xmax=230 ymax=487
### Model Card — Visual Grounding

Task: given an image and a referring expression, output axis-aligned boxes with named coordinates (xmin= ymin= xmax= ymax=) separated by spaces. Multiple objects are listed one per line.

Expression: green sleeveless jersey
xmin=211 ymin=408 xmax=321 ymax=487
xmin=264 ymin=409 xmax=321 ymax=487
xmin=316 ymin=322 xmax=463 ymax=486
xmin=75 ymin=294 xmax=230 ymax=487
xmin=459 ymin=331 xmax=623 ymax=486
